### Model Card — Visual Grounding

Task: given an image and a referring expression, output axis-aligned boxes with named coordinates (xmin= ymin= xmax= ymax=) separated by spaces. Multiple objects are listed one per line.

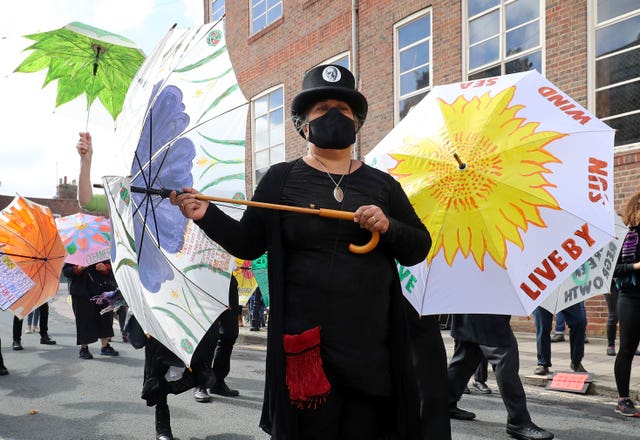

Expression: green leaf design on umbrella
xmin=14 ymin=21 xmax=145 ymax=121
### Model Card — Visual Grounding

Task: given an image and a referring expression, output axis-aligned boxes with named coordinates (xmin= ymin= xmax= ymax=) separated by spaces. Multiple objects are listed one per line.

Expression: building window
xmin=211 ymin=0 xmax=225 ymax=22
xmin=253 ymin=86 xmax=285 ymax=185
xmin=323 ymin=53 xmax=350 ymax=70
xmin=251 ymin=0 xmax=282 ymax=34
xmin=593 ymin=0 xmax=640 ymax=147
xmin=465 ymin=0 xmax=543 ymax=80
xmin=394 ymin=10 xmax=432 ymax=122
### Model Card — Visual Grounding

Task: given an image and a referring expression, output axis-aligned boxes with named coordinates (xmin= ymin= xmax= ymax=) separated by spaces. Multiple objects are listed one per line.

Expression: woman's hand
xmin=169 ymin=187 xmax=208 ymax=221
xmin=354 ymin=204 xmax=389 ymax=234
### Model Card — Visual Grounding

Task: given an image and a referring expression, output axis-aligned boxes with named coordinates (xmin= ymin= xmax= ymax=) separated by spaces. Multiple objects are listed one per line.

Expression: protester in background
xmin=613 ymin=191 xmax=640 ymax=417
xmin=171 ymin=64 xmax=450 ymax=439
xmin=249 ymin=287 xmax=265 ymax=331
xmin=25 ymin=308 xmax=39 ymax=333
xmin=447 ymin=314 xmax=554 ymax=440
xmin=62 ymin=260 xmax=119 ymax=359
xmin=194 ymin=274 xmax=242 ymax=402
xmin=12 ymin=302 xmax=56 ymax=350
xmin=0 ymin=338 xmax=8 ymax=375
xmin=470 ymin=358 xmax=492 ymax=394
xmin=532 ymin=302 xmax=587 ymax=375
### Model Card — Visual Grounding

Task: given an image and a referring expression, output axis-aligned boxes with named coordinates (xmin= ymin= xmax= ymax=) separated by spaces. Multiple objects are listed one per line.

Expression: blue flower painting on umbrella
xmin=130 ymin=83 xmax=195 ymax=292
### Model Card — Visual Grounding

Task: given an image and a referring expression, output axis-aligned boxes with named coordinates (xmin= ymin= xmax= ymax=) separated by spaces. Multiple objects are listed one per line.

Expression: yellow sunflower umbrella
xmin=366 ymin=70 xmax=616 ymax=316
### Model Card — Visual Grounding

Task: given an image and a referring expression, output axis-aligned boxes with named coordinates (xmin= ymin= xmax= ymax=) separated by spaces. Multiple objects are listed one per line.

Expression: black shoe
xmin=79 ymin=347 xmax=93 ymax=359
xmin=506 ymin=421 xmax=554 ymax=440
xmin=463 ymin=386 xmax=470 ymax=394
xmin=100 ymin=344 xmax=119 ymax=356
xmin=210 ymin=381 xmax=240 ymax=397
xmin=249 ymin=327 xmax=260 ymax=331
xmin=570 ymin=362 xmax=587 ymax=373
xmin=448 ymin=405 xmax=476 ymax=420
xmin=607 ymin=346 xmax=616 ymax=356
xmin=0 ymin=366 xmax=8 ymax=376
xmin=193 ymin=386 xmax=211 ymax=402
xmin=156 ymin=435 xmax=173 ymax=440
xmin=472 ymin=381 xmax=492 ymax=394
xmin=40 ymin=335 xmax=56 ymax=345
xmin=12 ymin=341 xmax=23 ymax=351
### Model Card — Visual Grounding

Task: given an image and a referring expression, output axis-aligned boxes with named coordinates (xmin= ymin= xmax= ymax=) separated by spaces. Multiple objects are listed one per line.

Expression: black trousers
xmin=604 ymin=290 xmax=618 ymax=346
xmin=212 ymin=308 xmax=240 ymax=382
xmin=448 ymin=336 xmax=531 ymax=426
xmin=13 ymin=302 xmax=49 ymax=342
xmin=614 ymin=295 xmax=640 ymax=397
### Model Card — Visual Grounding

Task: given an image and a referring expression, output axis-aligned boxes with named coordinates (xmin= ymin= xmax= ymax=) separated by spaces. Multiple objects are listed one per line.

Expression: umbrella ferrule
xmin=453 ymin=152 xmax=467 ymax=170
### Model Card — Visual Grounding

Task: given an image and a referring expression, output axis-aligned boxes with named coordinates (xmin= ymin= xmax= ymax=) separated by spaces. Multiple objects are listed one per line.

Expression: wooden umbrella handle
xmin=193 ymin=194 xmax=380 ymax=254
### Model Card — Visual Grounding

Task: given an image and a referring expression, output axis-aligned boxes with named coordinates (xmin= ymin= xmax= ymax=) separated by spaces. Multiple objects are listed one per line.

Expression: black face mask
xmin=307 ymin=108 xmax=356 ymax=149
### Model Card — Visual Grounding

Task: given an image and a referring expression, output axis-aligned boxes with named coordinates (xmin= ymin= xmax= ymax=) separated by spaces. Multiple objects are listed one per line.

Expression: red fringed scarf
xmin=283 ymin=326 xmax=331 ymax=409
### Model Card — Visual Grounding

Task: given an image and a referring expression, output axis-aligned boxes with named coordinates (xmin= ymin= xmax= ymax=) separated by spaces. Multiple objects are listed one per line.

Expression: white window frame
xmin=322 ymin=52 xmax=351 ymax=70
xmin=250 ymin=0 xmax=283 ymax=35
xmin=462 ymin=0 xmax=545 ymax=80
xmin=251 ymin=85 xmax=286 ymax=188
xmin=588 ymin=0 xmax=640 ymax=151
xmin=393 ymin=8 xmax=433 ymax=124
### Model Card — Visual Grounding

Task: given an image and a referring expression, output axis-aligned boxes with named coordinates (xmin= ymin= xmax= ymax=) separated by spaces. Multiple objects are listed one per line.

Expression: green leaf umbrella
xmin=14 ymin=21 xmax=145 ymax=125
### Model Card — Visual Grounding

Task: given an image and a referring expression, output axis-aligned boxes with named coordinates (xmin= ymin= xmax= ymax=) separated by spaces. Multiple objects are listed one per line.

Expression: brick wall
xmin=214 ymin=0 xmax=638 ymax=338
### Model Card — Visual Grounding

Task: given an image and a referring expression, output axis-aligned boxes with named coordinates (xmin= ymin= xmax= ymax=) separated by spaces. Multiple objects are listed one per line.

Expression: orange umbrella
xmin=0 ymin=196 xmax=66 ymax=319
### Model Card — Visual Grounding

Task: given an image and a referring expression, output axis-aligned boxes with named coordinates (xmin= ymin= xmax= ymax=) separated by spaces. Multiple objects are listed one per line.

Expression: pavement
xmin=237 ymin=321 xmax=640 ymax=402
xmin=37 ymin=283 xmax=640 ymax=402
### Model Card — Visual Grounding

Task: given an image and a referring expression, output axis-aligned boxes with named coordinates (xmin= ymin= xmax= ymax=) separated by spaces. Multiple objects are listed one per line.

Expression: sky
xmin=0 ymin=0 xmax=204 ymax=198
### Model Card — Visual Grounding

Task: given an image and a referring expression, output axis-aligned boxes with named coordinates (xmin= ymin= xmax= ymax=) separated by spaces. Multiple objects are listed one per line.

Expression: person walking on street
xmin=470 ymin=358 xmax=492 ymax=394
xmin=193 ymin=275 xmax=242 ymax=402
xmin=0 ymin=338 xmax=8 ymax=376
xmin=447 ymin=314 xmax=554 ymax=440
xmin=25 ymin=308 xmax=39 ymax=333
xmin=613 ymin=191 xmax=640 ymax=417
xmin=532 ymin=302 xmax=587 ymax=375
xmin=171 ymin=64 xmax=451 ymax=440
xmin=62 ymin=260 xmax=120 ymax=359
xmin=12 ymin=302 xmax=56 ymax=350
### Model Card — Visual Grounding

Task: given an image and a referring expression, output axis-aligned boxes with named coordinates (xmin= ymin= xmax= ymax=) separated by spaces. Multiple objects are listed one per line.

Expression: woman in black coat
xmin=62 ymin=260 xmax=119 ymax=359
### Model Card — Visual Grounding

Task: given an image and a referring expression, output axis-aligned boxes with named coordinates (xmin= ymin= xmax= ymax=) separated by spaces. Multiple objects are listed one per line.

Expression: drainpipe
xmin=351 ymin=0 xmax=360 ymax=159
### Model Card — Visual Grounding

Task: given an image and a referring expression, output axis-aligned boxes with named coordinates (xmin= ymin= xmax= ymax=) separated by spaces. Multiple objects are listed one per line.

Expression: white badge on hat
xmin=322 ymin=66 xmax=341 ymax=83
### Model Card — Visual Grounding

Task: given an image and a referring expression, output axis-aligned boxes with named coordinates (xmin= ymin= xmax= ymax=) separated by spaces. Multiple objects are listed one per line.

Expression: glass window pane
xmin=271 ymin=144 xmax=286 ymax=163
xmin=400 ymin=66 xmax=430 ymax=96
xmin=468 ymin=65 xmax=502 ymax=80
xmin=506 ymin=21 xmax=539 ymax=55
xmin=270 ymin=109 xmax=284 ymax=145
xmin=267 ymin=0 xmax=280 ymax=8
xmin=254 ymin=115 xmax=268 ymax=149
xmin=596 ymin=47 xmax=640 ymax=87
xmin=506 ymin=0 xmax=540 ymax=29
xmin=597 ymin=0 xmax=640 ymax=23
xmin=399 ymin=92 xmax=428 ymax=121
xmin=469 ymin=37 xmax=500 ymax=70
xmin=596 ymin=81 xmax=640 ymax=117
xmin=268 ymin=3 xmax=282 ymax=24
xmin=400 ymin=43 xmax=429 ymax=72
xmin=505 ymin=50 xmax=541 ymax=74
xmin=469 ymin=11 xmax=500 ymax=44
xmin=269 ymin=88 xmax=283 ymax=107
xmin=596 ymin=15 xmax=640 ymax=57
xmin=398 ymin=16 xmax=430 ymax=49
xmin=252 ymin=0 xmax=266 ymax=16
xmin=212 ymin=0 xmax=225 ymax=21
xmin=255 ymin=150 xmax=270 ymax=170
xmin=253 ymin=15 xmax=267 ymax=33
xmin=255 ymin=167 xmax=268 ymax=186
xmin=468 ymin=0 xmax=500 ymax=17
xmin=254 ymin=96 xmax=268 ymax=116
xmin=607 ymin=112 xmax=640 ymax=146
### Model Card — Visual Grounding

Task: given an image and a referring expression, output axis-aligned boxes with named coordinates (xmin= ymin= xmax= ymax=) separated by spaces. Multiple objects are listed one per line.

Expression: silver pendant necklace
xmin=310 ymin=152 xmax=352 ymax=203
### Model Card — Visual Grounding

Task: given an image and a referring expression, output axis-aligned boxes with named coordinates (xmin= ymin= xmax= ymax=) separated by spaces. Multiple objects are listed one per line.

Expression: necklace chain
xmin=310 ymin=152 xmax=352 ymax=202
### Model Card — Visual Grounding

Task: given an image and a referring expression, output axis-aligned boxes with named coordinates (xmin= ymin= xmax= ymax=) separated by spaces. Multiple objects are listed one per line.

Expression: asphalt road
xmin=1 ymin=292 xmax=639 ymax=439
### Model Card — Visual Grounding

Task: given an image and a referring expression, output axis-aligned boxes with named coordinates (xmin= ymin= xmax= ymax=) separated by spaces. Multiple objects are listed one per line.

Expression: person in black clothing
xmin=171 ymin=64 xmax=450 ymax=440
xmin=62 ymin=260 xmax=119 ymax=359
xmin=447 ymin=314 xmax=554 ymax=440
xmin=0 ymin=338 xmax=8 ymax=375
xmin=612 ymin=191 xmax=640 ymax=416
xmin=193 ymin=275 xmax=242 ymax=402
xmin=12 ymin=302 xmax=56 ymax=350
xmin=249 ymin=287 xmax=265 ymax=331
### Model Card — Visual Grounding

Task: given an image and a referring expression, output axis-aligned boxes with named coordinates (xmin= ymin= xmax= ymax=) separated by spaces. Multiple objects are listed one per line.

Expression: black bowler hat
xmin=291 ymin=64 xmax=368 ymax=138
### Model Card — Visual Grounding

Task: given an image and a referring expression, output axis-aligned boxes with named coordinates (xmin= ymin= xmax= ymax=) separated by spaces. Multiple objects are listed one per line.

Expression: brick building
xmin=0 ymin=177 xmax=82 ymax=217
xmin=205 ymin=1 xmax=640 ymax=336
